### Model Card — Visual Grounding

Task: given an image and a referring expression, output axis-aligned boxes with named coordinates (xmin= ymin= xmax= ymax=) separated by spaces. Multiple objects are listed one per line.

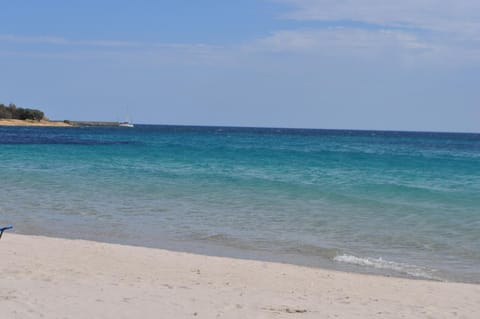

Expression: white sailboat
xmin=119 ymin=121 xmax=134 ymax=128
xmin=119 ymin=111 xmax=134 ymax=128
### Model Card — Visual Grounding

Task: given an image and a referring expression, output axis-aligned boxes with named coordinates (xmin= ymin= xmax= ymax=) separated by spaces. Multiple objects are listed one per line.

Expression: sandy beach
xmin=0 ymin=234 xmax=478 ymax=318
xmin=0 ymin=119 xmax=72 ymax=127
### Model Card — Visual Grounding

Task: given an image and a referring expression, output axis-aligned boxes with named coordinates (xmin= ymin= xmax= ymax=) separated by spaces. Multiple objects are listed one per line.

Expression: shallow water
xmin=1 ymin=125 xmax=479 ymax=282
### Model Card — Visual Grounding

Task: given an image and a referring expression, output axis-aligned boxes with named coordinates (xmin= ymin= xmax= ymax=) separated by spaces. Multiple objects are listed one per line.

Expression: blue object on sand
xmin=0 ymin=225 xmax=13 ymax=239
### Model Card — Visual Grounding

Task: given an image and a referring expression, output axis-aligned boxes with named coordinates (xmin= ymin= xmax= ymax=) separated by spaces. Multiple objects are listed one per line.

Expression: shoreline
xmin=1 ymin=233 xmax=479 ymax=318
xmin=0 ymin=119 xmax=72 ymax=127
xmin=11 ymin=229 xmax=454 ymax=283
xmin=0 ymin=119 xmax=125 ymax=127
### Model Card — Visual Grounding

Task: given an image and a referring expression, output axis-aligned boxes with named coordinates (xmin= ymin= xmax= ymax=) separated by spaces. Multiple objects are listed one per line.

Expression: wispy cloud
xmin=0 ymin=34 xmax=139 ymax=47
xmin=241 ymin=27 xmax=450 ymax=67
xmin=259 ymin=0 xmax=480 ymax=65
xmin=0 ymin=34 xmax=233 ymax=65
xmin=276 ymin=0 xmax=480 ymax=35
xmin=251 ymin=28 xmax=430 ymax=52
xmin=3 ymin=0 xmax=480 ymax=68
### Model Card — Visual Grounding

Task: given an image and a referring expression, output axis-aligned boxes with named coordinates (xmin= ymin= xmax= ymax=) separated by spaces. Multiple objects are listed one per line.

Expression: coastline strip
xmin=1 ymin=234 xmax=479 ymax=318
xmin=0 ymin=119 xmax=72 ymax=127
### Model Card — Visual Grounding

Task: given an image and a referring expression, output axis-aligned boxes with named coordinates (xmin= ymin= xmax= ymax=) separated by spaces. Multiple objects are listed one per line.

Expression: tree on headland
xmin=0 ymin=103 xmax=45 ymax=121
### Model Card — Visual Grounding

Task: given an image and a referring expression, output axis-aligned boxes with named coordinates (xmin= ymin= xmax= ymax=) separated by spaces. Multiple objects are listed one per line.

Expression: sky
xmin=1 ymin=0 xmax=479 ymax=132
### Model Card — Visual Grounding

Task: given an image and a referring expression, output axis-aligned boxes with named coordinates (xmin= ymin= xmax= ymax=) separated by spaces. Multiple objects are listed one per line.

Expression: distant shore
xmin=1 ymin=234 xmax=478 ymax=318
xmin=0 ymin=119 xmax=72 ymax=127
xmin=0 ymin=119 xmax=124 ymax=127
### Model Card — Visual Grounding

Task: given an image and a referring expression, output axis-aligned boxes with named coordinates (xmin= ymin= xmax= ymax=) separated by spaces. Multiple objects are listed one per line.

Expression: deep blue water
xmin=1 ymin=125 xmax=479 ymax=282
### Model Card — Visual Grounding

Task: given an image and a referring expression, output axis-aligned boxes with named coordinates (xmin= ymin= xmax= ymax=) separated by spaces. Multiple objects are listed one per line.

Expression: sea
xmin=1 ymin=125 xmax=479 ymax=283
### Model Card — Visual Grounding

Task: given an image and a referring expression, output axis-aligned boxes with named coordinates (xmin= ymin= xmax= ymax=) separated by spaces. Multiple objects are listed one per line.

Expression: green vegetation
xmin=0 ymin=103 xmax=45 ymax=121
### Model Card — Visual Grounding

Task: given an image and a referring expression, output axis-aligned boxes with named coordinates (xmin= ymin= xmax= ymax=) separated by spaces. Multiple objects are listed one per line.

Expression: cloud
xmin=260 ymin=1 xmax=480 ymax=65
xmin=276 ymin=0 xmax=480 ymax=35
xmin=252 ymin=28 xmax=429 ymax=52
xmin=241 ymin=27 xmax=457 ymax=68
xmin=3 ymin=0 xmax=480 ymax=68
xmin=0 ymin=34 xmax=139 ymax=47
xmin=0 ymin=34 xmax=232 ymax=66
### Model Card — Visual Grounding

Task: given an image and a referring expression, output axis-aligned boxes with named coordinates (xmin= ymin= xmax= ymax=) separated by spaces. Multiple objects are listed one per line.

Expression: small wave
xmin=334 ymin=254 xmax=441 ymax=281
xmin=200 ymin=233 xmax=231 ymax=242
xmin=196 ymin=233 xmax=259 ymax=251
xmin=282 ymin=244 xmax=339 ymax=259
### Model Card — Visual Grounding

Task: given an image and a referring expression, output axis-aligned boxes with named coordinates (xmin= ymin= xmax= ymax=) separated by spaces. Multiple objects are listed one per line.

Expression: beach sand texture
xmin=1 ymin=234 xmax=479 ymax=318
xmin=0 ymin=119 xmax=71 ymax=127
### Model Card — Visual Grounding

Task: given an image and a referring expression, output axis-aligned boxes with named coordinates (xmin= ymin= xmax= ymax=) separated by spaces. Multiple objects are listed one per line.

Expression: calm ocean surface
xmin=1 ymin=125 xmax=479 ymax=282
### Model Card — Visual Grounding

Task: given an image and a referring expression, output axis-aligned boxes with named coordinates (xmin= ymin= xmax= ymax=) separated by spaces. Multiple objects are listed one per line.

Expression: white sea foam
xmin=334 ymin=254 xmax=441 ymax=281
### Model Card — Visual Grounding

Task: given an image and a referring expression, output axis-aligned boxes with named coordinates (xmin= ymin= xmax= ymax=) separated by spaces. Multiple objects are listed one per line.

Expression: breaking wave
xmin=334 ymin=254 xmax=442 ymax=281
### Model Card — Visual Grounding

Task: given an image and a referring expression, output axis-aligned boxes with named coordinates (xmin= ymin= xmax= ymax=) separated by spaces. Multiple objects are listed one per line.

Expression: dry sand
xmin=1 ymin=234 xmax=478 ymax=318
xmin=0 ymin=119 xmax=72 ymax=127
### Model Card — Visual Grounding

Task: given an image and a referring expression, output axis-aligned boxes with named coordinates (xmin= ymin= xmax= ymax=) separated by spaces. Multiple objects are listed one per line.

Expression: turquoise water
xmin=1 ymin=125 xmax=479 ymax=282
